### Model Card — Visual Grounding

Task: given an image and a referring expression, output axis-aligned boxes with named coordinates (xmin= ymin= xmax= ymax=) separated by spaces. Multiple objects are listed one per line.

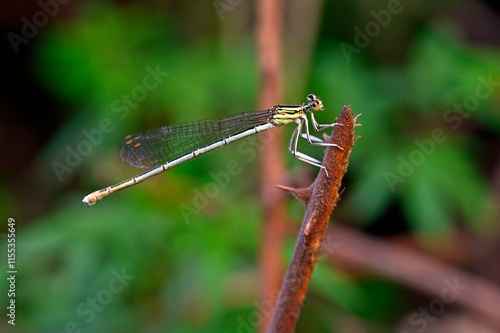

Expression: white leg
xmin=288 ymin=119 xmax=330 ymax=176
xmin=302 ymin=115 xmax=344 ymax=150
xmin=300 ymin=132 xmax=323 ymax=143
xmin=310 ymin=113 xmax=343 ymax=132
xmin=288 ymin=118 xmax=302 ymax=156
xmin=293 ymin=151 xmax=329 ymax=177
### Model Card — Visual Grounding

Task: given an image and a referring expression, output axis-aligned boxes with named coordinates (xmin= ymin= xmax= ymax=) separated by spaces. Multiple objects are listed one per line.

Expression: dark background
xmin=1 ymin=0 xmax=499 ymax=332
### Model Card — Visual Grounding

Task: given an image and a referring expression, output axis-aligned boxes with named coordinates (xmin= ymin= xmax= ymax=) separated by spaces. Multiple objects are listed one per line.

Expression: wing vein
xmin=120 ymin=110 xmax=272 ymax=169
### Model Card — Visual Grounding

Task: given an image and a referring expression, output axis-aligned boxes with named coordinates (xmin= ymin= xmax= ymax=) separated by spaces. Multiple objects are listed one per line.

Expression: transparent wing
xmin=120 ymin=110 xmax=272 ymax=169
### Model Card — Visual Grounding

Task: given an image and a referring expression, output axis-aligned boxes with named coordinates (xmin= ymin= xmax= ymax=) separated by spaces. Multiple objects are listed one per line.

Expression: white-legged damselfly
xmin=82 ymin=94 xmax=342 ymax=206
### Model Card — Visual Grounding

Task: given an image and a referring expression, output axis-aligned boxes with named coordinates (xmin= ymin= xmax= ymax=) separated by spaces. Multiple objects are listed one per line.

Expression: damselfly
xmin=82 ymin=94 xmax=342 ymax=206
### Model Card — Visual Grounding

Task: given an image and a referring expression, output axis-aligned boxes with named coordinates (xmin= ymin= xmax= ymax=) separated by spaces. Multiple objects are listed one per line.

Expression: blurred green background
xmin=1 ymin=0 xmax=500 ymax=332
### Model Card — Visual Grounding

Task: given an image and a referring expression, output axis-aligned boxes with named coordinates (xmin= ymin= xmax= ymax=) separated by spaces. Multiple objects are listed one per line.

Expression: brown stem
xmin=256 ymin=0 xmax=286 ymax=331
xmin=267 ymin=106 xmax=358 ymax=333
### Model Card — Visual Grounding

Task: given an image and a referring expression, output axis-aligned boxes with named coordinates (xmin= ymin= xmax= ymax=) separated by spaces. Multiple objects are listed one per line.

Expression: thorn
xmin=304 ymin=211 xmax=317 ymax=236
xmin=338 ymin=187 xmax=346 ymax=201
xmin=304 ymin=218 xmax=312 ymax=235
xmin=353 ymin=113 xmax=362 ymax=123
xmin=354 ymin=135 xmax=362 ymax=144
xmin=276 ymin=185 xmax=312 ymax=204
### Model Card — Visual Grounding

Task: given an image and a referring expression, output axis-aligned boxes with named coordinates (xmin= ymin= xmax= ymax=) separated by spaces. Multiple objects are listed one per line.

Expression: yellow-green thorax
xmin=270 ymin=93 xmax=324 ymax=126
xmin=271 ymin=105 xmax=304 ymax=125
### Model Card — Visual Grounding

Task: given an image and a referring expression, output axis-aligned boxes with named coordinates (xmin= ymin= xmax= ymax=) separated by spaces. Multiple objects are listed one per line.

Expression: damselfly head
xmin=307 ymin=94 xmax=324 ymax=112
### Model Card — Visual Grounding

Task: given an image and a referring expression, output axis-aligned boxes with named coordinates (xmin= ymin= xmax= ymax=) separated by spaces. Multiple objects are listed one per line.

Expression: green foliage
xmin=319 ymin=27 xmax=499 ymax=234
xmin=5 ymin=0 xmax=499 ymax=332
xmin=1 ymin=195 xmax=263 ymax=332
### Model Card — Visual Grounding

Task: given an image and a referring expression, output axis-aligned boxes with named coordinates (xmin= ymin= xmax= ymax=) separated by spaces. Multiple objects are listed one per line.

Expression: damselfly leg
xmin=287 ymin=113 xmax=342 ymax=175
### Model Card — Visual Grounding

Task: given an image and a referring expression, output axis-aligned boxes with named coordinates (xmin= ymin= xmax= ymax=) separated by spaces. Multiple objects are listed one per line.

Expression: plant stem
xmin=267 ymin=106 xmax=359 ymax=333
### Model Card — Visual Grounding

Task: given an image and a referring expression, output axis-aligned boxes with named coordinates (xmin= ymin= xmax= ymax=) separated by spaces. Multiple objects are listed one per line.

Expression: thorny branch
xmin=267 ymin=106 xmax=360 ymax=333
